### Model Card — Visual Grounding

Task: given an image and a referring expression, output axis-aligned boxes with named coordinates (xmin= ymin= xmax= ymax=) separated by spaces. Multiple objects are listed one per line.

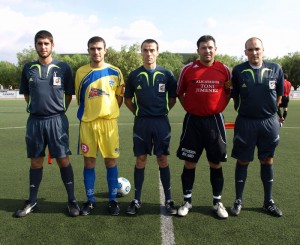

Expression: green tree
xmin=16 ymin=46 xmax=37 ymax=68
xmin=157 ymin=51 xmax=184 ymax=79
xmin=59 ymin=54 xmax=90 ymax=76
xmin=106 ymin=44 xmax=142 ymax=81
xmin=0 ymin=61 xmax=20 ymax=89
xmin=280 ymin=52 xmax=300 ymax=88
xmin=182 ymin=53 xmax=199 ymax=64
xmin=216 ymin=54 xmax=244 ymax=70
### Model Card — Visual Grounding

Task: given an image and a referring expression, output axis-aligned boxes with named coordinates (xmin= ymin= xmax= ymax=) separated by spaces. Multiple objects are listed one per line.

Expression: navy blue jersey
xmin=231 ymin=61 xmax=284 ymax=118
xmin=19 ymin=59 xmax=74 ymax=117
xmin=124 ymin=65 xmax=177 ymax=117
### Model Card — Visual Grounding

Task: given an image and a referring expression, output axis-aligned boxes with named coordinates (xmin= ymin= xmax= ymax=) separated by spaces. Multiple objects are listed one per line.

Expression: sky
xmin=1 ymin=0 xmax=300 ymax=64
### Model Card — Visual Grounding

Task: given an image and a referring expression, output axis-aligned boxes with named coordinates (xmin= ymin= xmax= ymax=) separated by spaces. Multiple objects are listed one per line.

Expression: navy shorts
xmin=279 ymin=96 xmax=289 ymax=108
xmin=231 ymin=115 xmax=280 ymax=162
xmin=176 ymin=113 xmax=227 ymax=164
xmin=133 ymin=116 xmax=171 ymax=157
xmin=25 ymin=113 xmax=72 ymax=158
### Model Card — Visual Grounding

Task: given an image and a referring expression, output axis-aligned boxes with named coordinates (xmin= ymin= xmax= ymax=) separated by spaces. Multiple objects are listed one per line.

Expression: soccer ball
xmin=117 ymin=177 xmax=131 ymax=197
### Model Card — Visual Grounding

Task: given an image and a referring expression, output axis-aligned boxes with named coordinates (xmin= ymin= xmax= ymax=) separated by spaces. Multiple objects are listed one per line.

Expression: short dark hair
xmin=87 ymin=36 xmax=106 ymax=49
xmin=196 ymin=35 xmax=216 ymax=48
xmin=284 ymin=73 xmax=288 ymax=79
xmin=34 ymin=30 xmax=53 ymax=44
xmin=141 ymin=39 xmax=159 ymax=50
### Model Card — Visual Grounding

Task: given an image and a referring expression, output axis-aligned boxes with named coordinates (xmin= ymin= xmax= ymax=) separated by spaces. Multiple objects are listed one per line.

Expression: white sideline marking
xmin=159 ymin=173 xmax=176 ymax=245
xmin=0 ymin=122 xmax=185 ymax=130
xmin=2 ymin=124 xmax=300 ymax=130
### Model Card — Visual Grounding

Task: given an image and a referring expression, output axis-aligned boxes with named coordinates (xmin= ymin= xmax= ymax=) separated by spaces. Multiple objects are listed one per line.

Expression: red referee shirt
xmin=177 ymin=60 xmax=231 ymax=116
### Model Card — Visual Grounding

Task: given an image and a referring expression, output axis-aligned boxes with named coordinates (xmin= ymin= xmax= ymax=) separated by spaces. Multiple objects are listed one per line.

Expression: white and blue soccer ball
xmin=117 ymin=177 xmax=131 ymax=197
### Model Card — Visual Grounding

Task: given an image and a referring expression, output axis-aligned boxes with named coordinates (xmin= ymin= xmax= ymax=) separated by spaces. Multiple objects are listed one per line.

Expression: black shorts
xmin=279 ymin=96 xmax=289 ymax=108
xmin=133 ymin=116 xmax=171 ymax=157
xmin=26 ymin=113 xmax=71 ymax=158
xmin=176 ymin=113 xmax=227 ymax=164
xmin=231 ymin=115 xmax=280 ymax=162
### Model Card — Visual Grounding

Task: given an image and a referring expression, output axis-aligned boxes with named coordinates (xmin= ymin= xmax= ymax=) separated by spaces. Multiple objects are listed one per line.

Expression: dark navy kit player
xmin=15 ymin=30 xmax=80 ymax=217
xmin=124 ymin=39 xmax=177 ymax=215
xmin=230 ymin=37 xmax=283 ymax=217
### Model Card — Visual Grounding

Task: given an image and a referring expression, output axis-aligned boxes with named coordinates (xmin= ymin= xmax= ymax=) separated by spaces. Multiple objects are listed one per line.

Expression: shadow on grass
xmin=174 ymin=205 xmax=267 ymax=219
xmin=0 ymin=197 xmax=173 ymax=217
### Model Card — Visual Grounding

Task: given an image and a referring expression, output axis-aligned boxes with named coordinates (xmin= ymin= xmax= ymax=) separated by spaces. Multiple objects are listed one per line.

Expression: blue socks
xmin=84 ymin=167 xmax=95 ymax=202
xmin=107 ymin=165 xmax=118 ymax=201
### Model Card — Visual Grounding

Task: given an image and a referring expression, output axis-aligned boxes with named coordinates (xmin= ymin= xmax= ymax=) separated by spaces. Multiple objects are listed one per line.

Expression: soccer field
xmin=0 ymin=99 xmax=299 ymax=245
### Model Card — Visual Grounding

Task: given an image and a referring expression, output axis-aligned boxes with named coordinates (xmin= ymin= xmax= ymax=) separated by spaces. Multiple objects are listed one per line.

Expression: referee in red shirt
xmin=176 ymin=35 xmax=231 ymax=219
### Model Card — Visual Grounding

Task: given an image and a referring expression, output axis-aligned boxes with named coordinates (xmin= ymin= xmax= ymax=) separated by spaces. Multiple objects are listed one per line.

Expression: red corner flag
xmin=225 ymin=122 xmax=235 ymax=129
xmin=48 ymin=151 xmax=52 ymax=164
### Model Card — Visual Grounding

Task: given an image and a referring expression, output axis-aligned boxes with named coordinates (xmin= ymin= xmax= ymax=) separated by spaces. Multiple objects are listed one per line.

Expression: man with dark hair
xmin=124 ymin=39 xmax=177 ymax=215
xmin=230 ymin=37 xmax=283 ymax=217
xmin=75 ymin=36 xmax=124 ymax=216
xmin=16 ymin=30 xmax=79 ymax=217
xmin=176 ymin=35 xmax=231 ymax=218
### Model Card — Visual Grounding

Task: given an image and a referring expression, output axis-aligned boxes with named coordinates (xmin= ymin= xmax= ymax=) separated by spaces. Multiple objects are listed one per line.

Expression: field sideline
xmin=0 ymin=100 xmax=299 ymax=245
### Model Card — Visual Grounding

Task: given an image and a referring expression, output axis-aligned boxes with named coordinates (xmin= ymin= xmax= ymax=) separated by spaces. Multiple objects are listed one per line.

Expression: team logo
xmin=86 ymin=189 xmax=94 ymax=196
xmin=88 ymin=87 xmax=109 ymax=98
xmin=269 ymin=80 xmax=276 ymax=89
xmin=109 ymin=80 xmax=115 ymax=86
xmin=81 ymin=143 xmax=89 ymax=153
xmin=158 ymin=84 xmax=165 ymax=92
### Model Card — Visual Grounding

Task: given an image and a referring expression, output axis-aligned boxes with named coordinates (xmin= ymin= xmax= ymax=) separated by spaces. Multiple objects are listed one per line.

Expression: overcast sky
xmin=1 ymin=0 xmax=299 ymax=64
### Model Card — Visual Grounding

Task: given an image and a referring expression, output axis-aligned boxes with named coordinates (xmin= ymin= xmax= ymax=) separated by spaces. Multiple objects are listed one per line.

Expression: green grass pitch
xmin=0 ymin=99 xmax=299 ymax=244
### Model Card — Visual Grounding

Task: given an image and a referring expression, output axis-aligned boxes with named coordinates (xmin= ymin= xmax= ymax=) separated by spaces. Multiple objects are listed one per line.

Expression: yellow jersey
xmin=75 ymin=63 xmax=124 ymax=121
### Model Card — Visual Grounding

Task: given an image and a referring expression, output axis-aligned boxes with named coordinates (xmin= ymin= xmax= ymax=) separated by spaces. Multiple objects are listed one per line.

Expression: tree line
xmin=0 ymin=44 xmax=299 ymax=90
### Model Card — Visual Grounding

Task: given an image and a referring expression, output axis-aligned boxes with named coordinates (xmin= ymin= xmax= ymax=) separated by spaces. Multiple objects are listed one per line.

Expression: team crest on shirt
xmin=159 ymin=83 xmax=165 ymax=92
xmin=269 ymin=80 xmax=276 ymax=89
xmin=88 ymin=87 xmax=109 ymax=98
xmin=109 ymin=80 xmax=115 ymax=86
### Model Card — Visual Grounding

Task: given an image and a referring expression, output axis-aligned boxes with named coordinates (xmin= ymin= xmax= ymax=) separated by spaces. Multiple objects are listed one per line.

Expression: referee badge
xmin=269 ymin=80 xmax=276 ymax=89
xmin=159 ymin=83 xmax=165 ymax=92
xmin=53 ymin=72 xmax=61 ymax=86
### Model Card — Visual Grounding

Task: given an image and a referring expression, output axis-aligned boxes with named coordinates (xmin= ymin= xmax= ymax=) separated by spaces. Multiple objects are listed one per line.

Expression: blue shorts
xmin=25 ymin=113 xmax=71 ymax=158
xmin=231 ymin=115 xmax=280 ymax=162
xmin=133 ymin=116 xmax=171 ymax=157
xmin=176 ymin=113 xmax=227 ymax=164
